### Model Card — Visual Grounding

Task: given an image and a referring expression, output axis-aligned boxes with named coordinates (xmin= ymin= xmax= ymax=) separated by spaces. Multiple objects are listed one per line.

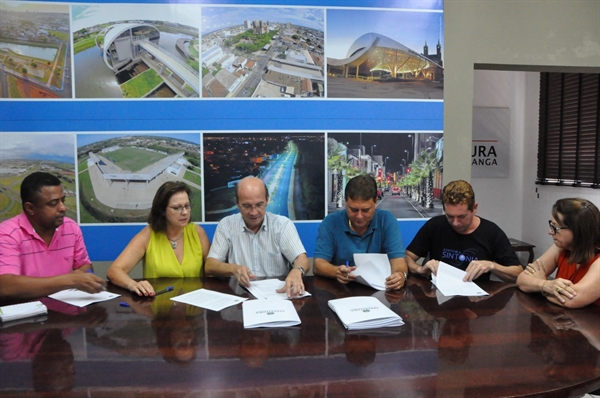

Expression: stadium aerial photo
xmin=77 ymin=133 xmax=201 ymax=223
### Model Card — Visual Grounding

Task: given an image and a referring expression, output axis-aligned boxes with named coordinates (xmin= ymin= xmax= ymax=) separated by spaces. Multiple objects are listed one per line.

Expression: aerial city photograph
xmin=0 ymin=1 xmax=72 ymax=99
xmin=203 ymin=132 xmax=324 ymax=221
xmin=201 ymin=7 xmax=324 ymax=98
xmin=327 ymin=132 xmax=443 ymax=218
xmin=77 ymin=133 xmax=202 ymax=223
xmin=326 ymin=8 xmax=444 ymax=99
xmin=0 ymin=133 xmax=77 ymax=221
xmin=72 ymin=4 xmax=201 ymax=99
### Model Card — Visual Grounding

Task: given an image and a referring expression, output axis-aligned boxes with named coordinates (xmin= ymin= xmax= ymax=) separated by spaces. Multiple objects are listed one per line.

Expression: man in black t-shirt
xmin=405 ymin=180 xmax=522 ymax=282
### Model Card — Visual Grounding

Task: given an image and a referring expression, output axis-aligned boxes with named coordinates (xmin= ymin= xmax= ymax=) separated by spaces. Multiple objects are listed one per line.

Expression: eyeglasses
xmin=240 ymin=202 xmax=265 ymax=212
xmin=168 ymin=204 xmax=192 ymax=213
xmin=548 ymin=220 xmax=568 ymax=235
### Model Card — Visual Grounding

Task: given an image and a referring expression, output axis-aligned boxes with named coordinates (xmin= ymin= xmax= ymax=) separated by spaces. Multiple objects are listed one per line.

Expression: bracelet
xmin=401 ymin=271 xmax=408 ymax=281
xmin=541 ymin=280 xmax=549 ymax=296
xmin=292 ymin=265 xmax=306 ymax=276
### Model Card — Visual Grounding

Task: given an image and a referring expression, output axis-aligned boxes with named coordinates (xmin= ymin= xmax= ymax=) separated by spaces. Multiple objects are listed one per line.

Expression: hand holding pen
xmin=336 ymin=260 xmax=357 ymax=285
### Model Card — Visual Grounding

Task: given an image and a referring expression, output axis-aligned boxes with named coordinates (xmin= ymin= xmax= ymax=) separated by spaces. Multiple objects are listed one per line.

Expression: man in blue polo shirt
xmin=313 ymin=175 xmax=408 ymax=290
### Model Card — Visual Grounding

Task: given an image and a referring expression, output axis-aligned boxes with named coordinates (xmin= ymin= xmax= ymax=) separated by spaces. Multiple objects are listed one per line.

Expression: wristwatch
xmin=293 ymin=265 xmax=306 ymax=276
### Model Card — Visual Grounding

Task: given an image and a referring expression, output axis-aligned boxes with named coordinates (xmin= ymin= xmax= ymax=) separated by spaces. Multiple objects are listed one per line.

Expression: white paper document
xmin=245 ymin=279 xmax=311 ymax=300
xmin=431 ymin=261 xmax=489 ymax=297
xmin=328 ymin=296 xmax=404 ymax=330
xmin=48 ymin=289 xmax=120 ymax=307
xmin=171 ymin=288 xmax=247 ymax=311
xmin=352 ymin=253 xmax=391 ymax=290
xmin=0 ymin=301 xmax=48 ymax=323
xmin=242 ymin=299 xmax=301 ymax=329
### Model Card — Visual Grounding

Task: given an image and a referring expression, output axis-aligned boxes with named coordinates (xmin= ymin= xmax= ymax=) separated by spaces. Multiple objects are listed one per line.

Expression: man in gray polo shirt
xmin=206 ymin=176 xmax=310 ymax=297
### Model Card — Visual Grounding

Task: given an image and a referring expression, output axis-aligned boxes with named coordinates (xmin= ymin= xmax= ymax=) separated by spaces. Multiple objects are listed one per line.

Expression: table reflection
xmin=0 ymin=276 xmax=598 ymax=397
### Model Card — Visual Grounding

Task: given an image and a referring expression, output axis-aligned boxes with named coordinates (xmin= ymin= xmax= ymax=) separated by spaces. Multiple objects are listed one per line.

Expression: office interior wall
xmin=446 ymin=0 xmax=600 ymax=261
xmin=443 ymin=0 xmax=600 ymax=183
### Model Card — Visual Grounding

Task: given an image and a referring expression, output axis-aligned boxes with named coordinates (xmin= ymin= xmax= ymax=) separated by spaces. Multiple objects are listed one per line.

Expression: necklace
xmin=168 ymin=232 xmax=184 ymax=249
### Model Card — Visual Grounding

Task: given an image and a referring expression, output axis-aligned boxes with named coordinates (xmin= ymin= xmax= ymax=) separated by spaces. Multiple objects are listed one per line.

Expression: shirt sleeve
xmin=71 ymin=223 xmax=91 ymax=270
xmin=313 ymin=215 xmax=335 ymax=261
xmin=406 ymin=218 xmax=434 ymax=258
xmin=278 ymin=218 xmax=306 ymax=264
xmin=0 ymin=223 xmax=22 ymax=275
xmin=207 ymin=221 xmax=231 ymax=262
xmin=490 ymin=225 xmax=521 ymax=266
xmin=381 ymin=212 xmax=405 ymax=259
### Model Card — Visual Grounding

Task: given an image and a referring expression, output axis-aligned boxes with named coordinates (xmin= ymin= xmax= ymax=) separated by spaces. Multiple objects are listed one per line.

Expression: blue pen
xmin=154 ymin=286 xmax=174 ymax=296
xmin=345 ymin=261 xmax=350 ymax=268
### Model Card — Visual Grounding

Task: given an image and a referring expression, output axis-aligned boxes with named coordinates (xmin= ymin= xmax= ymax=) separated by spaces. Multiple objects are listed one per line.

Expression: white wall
xmin=471 ymin=70 xmax=600 ymax=260
xmin=445 ymin=0 xmax=600 ymax=261
xmin=444 ymin=0 xmax=600 ymax=182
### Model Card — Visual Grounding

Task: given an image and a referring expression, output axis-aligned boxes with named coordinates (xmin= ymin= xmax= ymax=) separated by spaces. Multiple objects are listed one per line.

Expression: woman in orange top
xmin=517 ymin=198 xmax=600 ymax=308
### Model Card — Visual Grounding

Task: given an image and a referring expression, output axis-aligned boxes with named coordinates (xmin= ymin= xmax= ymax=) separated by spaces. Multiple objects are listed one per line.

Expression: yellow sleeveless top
xmin=143 ymin=223 xmax=204 ymax=278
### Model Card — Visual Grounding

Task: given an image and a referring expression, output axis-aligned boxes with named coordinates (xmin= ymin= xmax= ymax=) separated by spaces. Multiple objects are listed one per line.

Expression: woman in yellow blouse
xmin=107 ymin=181 xmax=210 ymax=296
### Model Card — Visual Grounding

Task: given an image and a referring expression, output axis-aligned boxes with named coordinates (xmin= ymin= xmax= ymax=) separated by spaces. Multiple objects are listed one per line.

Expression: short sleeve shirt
xmin=313 ymin=209 xmax=405 ymax=267
xmin=0 ymin=213 xmax=90 ymax=277
xmin=207 ymin=212 xmax=306 ymax=277
xmin=406 ymin=215 xmax=520 ymax=281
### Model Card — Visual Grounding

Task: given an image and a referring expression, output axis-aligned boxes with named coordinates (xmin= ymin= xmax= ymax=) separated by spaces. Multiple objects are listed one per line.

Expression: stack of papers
xmin=242 ymin=299 xmax=301 ymax=329
xmin=0 ymin=301 xmax=48 ymax=323
xmin=352 ymin=253 xmax=391 ymax=290
xmin=171 ymin=288 xmax=247 ymax=311
xmin=49 ymin=289 xmax=120 ymax=307
xmin=245 ymin=279 xmax=311 ymax=300
xmin=431 ymin=261 xmax=489 ymax=297
xmin=328 ymin=296 xmax=404 ymax=330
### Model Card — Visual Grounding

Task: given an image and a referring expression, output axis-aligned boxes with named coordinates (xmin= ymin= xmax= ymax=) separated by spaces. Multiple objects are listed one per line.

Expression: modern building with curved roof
xmin=327 ymin=32 xmax=443 ymax=81
xmin=100 ymin=23 xmax=161 ymax=72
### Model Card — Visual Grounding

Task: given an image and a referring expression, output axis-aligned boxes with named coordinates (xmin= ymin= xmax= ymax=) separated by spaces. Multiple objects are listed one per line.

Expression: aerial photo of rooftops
xmin=326 ymin=8 xmax=444 ymax=99
xmin=72 ymin=4 xmax=201 ymax=99
xmin=203 ymin=132 xmax=324 ymax=221
xmin=0 ymin=133 xmax=77 ymax=221
xmin=0 ymin=2 xmax=72 ymax=99
xmin=77 ymin=133 xmax=202 ymax=224
xmin=201 ymin=7 xmax=324 ymax=98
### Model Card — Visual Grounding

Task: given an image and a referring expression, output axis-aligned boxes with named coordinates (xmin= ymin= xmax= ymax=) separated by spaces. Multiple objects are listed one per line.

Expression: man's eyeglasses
xmin=548 ymin=220 xmax=568 ymax=235
xmin=169 ymin=204 xmax=192 ymax=213
xmin=240 ymin=203 xmax=265 ymax=212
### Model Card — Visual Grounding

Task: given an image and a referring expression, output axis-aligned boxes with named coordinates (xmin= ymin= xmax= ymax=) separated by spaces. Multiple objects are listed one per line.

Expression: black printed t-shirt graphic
xmin=406 ymin=215 xmax=520 ymax=281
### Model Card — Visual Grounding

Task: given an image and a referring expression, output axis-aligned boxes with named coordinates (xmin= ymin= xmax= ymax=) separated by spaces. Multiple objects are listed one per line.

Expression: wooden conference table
xmin=1 ymin=276 xmax=599 ymax=397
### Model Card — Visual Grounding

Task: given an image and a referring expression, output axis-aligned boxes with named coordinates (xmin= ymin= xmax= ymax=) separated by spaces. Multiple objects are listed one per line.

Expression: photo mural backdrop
xmin=0 ymin=0 xmax=444 ymax=260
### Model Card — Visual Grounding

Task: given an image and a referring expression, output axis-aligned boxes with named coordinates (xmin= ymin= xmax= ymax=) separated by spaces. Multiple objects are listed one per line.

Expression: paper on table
xmin=0 ymin=301 xmax=47 ymax=323
xmin=245 ymin=279 xmax=311 ymax=300
xmin=432 ymin=261 xmax=489 ymax=297
xmin=49 ymin=289 xmax=120 ymax=307
xmin=171 ymin=288 xmax=247 ymax=311
xmin=352 ymin=253 xmax=391 ymax=290
xmin=328 ymin=296 xmax=403 ymax=330
xmin=242 ymin=299 xmax=301 ymax=328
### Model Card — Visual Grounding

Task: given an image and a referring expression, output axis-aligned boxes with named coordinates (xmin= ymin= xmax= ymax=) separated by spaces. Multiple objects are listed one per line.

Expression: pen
xmin=154 ymin=286 xmax=174 ymax=296
xmin=345 ymin=261 xmax=350 ymax=268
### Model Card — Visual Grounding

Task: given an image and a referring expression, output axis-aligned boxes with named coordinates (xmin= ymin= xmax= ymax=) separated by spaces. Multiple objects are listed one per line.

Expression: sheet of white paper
xmin=49 ymin=289 xmax=120 ymax=307
xmin=432 ymin=261 xmax=489 ymax=297
xmin=170 ymin=288 xmax=247 ymax=311
xmin=242 ymin=299 xmax=301 ymax=328
xmin=245 ymin=279 xmax=311 ymax=300
xmin=352 ymin=253 xmax=391 ymax=290
xmin=0 ymin=301 xmax=47 ymax=323
xmin=328 ymin=296 xmax=403 ymax=330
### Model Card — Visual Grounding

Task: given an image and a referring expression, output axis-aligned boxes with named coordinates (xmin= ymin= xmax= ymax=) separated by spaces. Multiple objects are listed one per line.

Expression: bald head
xmin=235 ymin=177 xmax=269 ymax=204
xmin=235 ymin=177 xmax=269 ymax=233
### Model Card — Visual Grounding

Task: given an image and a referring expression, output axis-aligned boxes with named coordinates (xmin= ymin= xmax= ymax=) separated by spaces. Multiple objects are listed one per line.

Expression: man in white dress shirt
xmin=206 ymin=177 xmax=310 ymax=297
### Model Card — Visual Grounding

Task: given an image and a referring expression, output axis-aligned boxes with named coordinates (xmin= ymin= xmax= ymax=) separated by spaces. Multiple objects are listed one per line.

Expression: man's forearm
xmin=313 ymin=258 xmax=339 ymax=279
xmin=491 ymin=264 xmax=523 ymax=283
xmin=405 ymin=251 xmax=423 ymax=274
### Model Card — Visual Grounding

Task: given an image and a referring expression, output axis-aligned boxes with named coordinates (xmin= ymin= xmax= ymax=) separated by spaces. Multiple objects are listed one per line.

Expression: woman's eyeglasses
xmin=548 ymin=220 xmax=568 ymax=235
xmin=169 ymin=204 xmax=192 ymax=213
